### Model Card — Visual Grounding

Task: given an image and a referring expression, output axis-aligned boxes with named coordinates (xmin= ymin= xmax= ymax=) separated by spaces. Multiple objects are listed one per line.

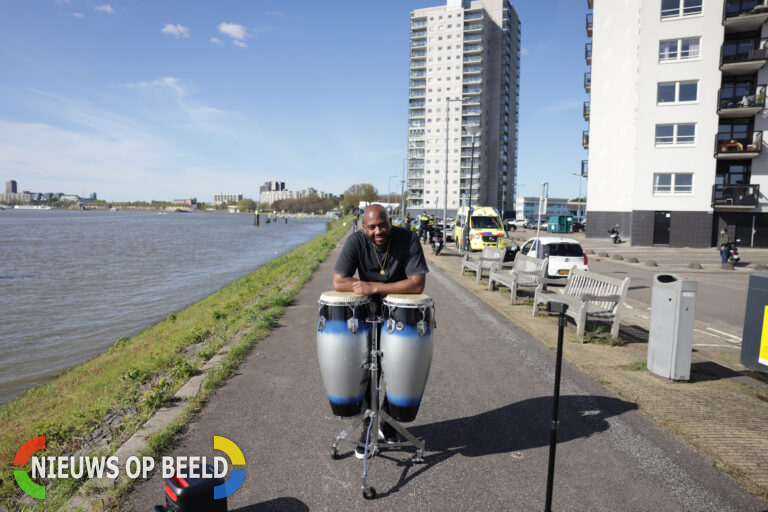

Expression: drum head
xmin=319 ymin=291 xmax=370 ymax=305
xmin=383 ymin=294 xmax=433 ymax=308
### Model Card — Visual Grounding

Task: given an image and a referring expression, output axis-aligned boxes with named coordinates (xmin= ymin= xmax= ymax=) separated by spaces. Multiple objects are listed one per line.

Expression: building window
xmin=653 ymin=173 xmax=693 ymax=194
xmin=659 ymin=37 xmax=700 ymax=61
xmin=655 ymin=123 xmax=696 ymax=145
xmin=661 ymin=0 xmax=703 ymax=19
xmin=657 ymin=80 xmax=698 ymax=103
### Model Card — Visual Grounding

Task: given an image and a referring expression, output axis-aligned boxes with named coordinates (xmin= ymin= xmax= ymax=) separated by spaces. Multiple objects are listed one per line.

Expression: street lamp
xmin=462 ymin=124 xmax=481 ymax=253
xmin=572 ymin=172 xmax=584 ymax=220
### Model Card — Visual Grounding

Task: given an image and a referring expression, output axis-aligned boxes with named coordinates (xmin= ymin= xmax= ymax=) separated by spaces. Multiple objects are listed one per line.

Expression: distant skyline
xmin=0 ymin=0 xmax=588 ymax=203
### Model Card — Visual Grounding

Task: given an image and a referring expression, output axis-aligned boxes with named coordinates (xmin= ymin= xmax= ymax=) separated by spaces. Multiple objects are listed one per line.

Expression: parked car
xmin=504 ymin=218 xmax=527 ymax=231
xmin=518 ymin=236 xmax=588 ymax=278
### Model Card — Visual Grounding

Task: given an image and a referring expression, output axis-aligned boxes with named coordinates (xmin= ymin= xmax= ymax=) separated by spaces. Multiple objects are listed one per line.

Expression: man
xmin=333 ymin=204 xmax=428 ymax=458
xmin=418 ymin=211 xmax=430 ymax=243
xmin=718 ymin=227 xmax=730 ymax=265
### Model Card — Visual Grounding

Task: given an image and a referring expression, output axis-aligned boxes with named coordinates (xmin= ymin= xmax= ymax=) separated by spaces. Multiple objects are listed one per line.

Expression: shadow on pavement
xmin=231 ymin=497 xmax=309 ymax=511
xmin=690 ymin=361 xmax=744 ymax=383
xmin=377 ymin=395 xmax=637 ymax=498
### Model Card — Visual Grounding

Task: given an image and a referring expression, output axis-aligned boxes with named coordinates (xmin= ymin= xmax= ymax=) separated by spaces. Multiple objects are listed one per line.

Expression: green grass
xmin=628 ymin=360 xmax=647 ymax=371
xmin=0 ymin=216 xmax=349 ymax=510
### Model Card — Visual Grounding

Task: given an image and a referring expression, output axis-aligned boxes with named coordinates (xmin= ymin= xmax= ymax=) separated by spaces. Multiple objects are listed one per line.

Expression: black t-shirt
xmin=334 ymin=226 xmax=429 ymax=284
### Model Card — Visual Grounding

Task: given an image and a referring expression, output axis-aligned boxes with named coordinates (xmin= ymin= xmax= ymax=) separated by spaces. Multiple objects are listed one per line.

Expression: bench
xmin=461 ymin=247 xmax=506 ymax=284
xmin=487 ymin=254 xmax=549 ymax=303
xmin=532 ymin=268 xmax=630 ymax=343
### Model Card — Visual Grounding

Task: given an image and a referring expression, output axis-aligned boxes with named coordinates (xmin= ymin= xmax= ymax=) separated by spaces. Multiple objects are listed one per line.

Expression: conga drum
xmin=380 ymin=294 xmax=435 ymax=422
xmin=316 ymin=292 xmax=371 ymax=417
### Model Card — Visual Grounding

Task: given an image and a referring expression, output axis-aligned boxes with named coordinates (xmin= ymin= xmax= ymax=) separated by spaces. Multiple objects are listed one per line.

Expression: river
xmin=0 ymin=209 xmax=329 ymax=405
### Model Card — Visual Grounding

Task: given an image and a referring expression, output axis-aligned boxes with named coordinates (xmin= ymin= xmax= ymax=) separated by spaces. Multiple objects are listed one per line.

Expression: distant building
xmin=6 ymin=180 xmax=16 ymax=194
xmin=259 ymin=181 xmax=285 ymax=193
xmin=514 ymin=196 xmax=571 ymax=220
xmin=259 ymin=186 xmax=333 ymax=207
xmin=212 ymin=193 xmax=243 ymax=206
xmin=172 ymin=198 xmax=197 ymax=206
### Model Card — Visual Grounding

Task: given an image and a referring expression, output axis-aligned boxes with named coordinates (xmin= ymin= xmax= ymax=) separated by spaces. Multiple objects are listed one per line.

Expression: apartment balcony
xmin=463 ymin=86 xmax=483 ymax=95
xmin=409 ymin=120 xmax=425 ymax=128
xmin=408 ymin=178 xmax=424 ymax=187
xmin=582 ymin=130 xmax=589 ymax=149
xmin=408 ymin=149 xmax=424 ymax=158
xmin=465 ymin=12 xmax=483 ymax=21
xmin=409 ymin=109 xmax=425 ymax=118
xmin=462 ymin=107 xmax=482 ymax=115
xmin=409 ymin=191 xmax=424 ymax=199
xmin=718 ymin=84 xmax=767 ymax=117
xmin=712 ymin=184 xmax=760 ymax=208
xmin=581 ymin=159 xmax=588 ymax=178
xmin=410 ymin=70 xmax=426 ymax=78
xmin=464 ymin=55 xmax=483 ymax=63
xmin=410 ymin=59 xmax=426 ymax=69
xmin=585 ymin=42 xmax=592 ymax=65
xmin=410 ymin=50 xmax=426 ymax=58
xmin=462 ymin=116 xmax=481 ymax=125
xmin=720 ymin=37 xmax=768 ymax=74
xmin=463 ymin=75 xmax=483 ymax=85
xmin=584 ymin=71 xmax=591 ymax=93
xmin=411 ymin=20 xmax=427 ymax=29
xmin=464 ymin=22 xmax=483 ymax=32
xmin=463 ymin=95 xmax=481 ymax=106
xmin=409 ymin=129 xmax=425 ymax=137
xmin=464 ymin=44 xmax=483 ymax=53
xmin=464 ymin=34 xmax=483 ymax=43
xmin=586 ymin=13 xmax=593 ymax=37
xmin=411 ymin=30 xmax=427 ymax=39
xmin=715 ymin=131 xmax=763 ymax=158
xmin=583 ymin=101 xmax=590 ymax=121
xmin=410 ymin=79 xmax=426 ymax=88
xmin=463 ymin=64 xmax=483 ymax=73
xmin=409 ymin=90 xmax=425 ymax=98
xmin=409 ymin=99 xmax=425 ymax=108
xmin=723 ymin=0 xmax=768 ymax=32
xmin=411 ymin=40 xmax=427 ymax=49
xmin=410 ymin=159 xmax=424 ymax=167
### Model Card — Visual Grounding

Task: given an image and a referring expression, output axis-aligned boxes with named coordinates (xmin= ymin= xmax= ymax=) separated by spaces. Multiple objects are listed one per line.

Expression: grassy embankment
xmin=0 ymin=217 xmax=349 ymax=511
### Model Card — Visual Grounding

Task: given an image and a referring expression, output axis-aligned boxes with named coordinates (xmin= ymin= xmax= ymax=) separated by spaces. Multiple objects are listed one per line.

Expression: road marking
xmin=693 ymin=344 xmax=739 ymax=349
xmin=705 ymin=327 xmax=742 ymax=343
xmin=639 ymin=314 xmax=649 ymax=319
xmin=624 ymin=304 xmax=634 ymax=310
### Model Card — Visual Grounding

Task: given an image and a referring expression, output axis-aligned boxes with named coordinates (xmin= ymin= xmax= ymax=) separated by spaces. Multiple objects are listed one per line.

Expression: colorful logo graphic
xmin=14 ymin=436 xmax=46 ymax=499
xmin=213 ymin=436 xmax=245 ymax=499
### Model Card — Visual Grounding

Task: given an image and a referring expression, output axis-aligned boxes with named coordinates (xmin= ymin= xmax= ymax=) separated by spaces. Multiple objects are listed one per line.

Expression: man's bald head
xmin=362 ymin=204 xmax=391 ymax=246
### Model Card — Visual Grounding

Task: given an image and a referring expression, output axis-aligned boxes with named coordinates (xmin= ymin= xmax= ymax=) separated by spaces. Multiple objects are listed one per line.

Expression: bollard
xmin=545 ymin=301 xmax=568 ymax=512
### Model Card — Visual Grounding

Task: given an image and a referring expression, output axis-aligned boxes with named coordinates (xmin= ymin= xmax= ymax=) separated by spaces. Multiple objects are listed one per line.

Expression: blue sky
xmin=0 ymin=0 xmax=589 ymax=203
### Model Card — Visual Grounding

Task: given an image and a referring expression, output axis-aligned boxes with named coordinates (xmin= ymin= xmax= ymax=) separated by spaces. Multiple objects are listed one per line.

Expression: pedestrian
xmin=718 ymin=227 xmax=730 ymax=265
xmin=419 ymin=211 xmax=430 ymax=242
xmin=352 ymin=209 xmax=360 ymax=233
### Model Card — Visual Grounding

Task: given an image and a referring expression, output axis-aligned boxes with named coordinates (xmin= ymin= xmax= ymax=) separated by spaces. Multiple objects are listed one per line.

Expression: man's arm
xmin=333 ymin=273 xmax=425 ymax=295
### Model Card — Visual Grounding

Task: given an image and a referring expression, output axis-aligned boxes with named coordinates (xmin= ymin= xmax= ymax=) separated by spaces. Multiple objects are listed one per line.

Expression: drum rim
xmin=318 ymin=291 xmax=371 ymax=305
xmin=383 ymin=294 xmax=434 ymax=307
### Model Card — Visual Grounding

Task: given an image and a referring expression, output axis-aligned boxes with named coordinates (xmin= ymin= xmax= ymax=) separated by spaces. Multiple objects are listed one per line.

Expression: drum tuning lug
xmin=317 ymin=316 xmax=326 ymax=332
xmin=417 ymin=320 xmax=428 ymax=337
xmin=347 ymin=317 xmax=359 ymax=333
xmin=386 ymin=318 xmax=395 ymax=334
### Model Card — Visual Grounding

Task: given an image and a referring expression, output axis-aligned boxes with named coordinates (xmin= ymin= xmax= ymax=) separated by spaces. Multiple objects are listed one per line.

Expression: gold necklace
xmin=369 ymin=237 xmax=391 ymax=275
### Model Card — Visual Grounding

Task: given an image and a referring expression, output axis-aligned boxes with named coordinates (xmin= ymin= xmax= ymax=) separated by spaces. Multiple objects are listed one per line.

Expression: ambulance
xmin=454 ymin=206 xmax=508 ymax=251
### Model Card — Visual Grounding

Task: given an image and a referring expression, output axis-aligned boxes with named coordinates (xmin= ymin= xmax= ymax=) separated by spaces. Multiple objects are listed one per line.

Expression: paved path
xmin=123 ymin=236 xmax=764 ymax=511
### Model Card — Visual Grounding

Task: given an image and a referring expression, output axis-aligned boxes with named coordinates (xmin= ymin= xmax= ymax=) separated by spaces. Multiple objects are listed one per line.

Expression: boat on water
xmin=14 ymin=205 xmax=53 ymax=210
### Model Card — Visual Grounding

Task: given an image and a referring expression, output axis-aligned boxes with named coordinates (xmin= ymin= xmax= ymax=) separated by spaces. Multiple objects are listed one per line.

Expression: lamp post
xmin=443 ymin=97 xmax=462 ymax=238
xmin=388 ymin=175 xmax=398 ymax=215
xmin=462 ymin=124 xmax=482 ymax=253
xmin=401 ymin=158 xmax=407 ymax=220
xmin=572 ymin=172 xmax=583 ymax=220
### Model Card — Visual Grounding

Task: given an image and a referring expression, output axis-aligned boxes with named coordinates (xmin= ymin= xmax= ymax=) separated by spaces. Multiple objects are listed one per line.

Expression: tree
xmin=237 ymin=198 xmax=257 ymax=212
xmin=341 ymin=183 xmax=378 ymax=211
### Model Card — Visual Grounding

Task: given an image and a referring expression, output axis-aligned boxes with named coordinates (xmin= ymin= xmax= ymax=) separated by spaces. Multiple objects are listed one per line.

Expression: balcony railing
xmin=581 ymin=159 xmax=588 ymax=177
xmin=464 ymin=34 xmax=482 ymax=43
xmin=411 ymin=50 xmax=426 ymax=58
xmin=464 ymin=44 xmax=483 ymax=53
xmin=586 ymin=13 xmax=593 ymax=37
xmin=585 ymin=42 xmax=592 ymax=65
xmin=464 ymin=22 xmax=483 ymax=32
xmin=584 ymin=72 xmax=591 ymax=93
xmin=410 ymin=59 xmax=426 ymax=69
xmin=712 ymin=184 xmax=760 ymax=207
xmin=715 ymin=131 xmax=763 ymax=158
xmin=583 ymin=101 xmax=590 ymax=121
xmin=410 ymin=79 xmax=425 ymax=87
xmin=464 ymin=65 xmax=483 ymax=73
xmin=411 ymin=40 xmax=427 ymax=48
xmin=720 ymin=37 xmax=768 ymax=74
xmin=463 ymin=76 xmax=482 ymax=84
xmin=411 ymin=20 xmax=427 ymax=28
xmin=464 ymin=55 xmax=483 ymax=63
xmin=718 ymin=84 xmax=767 ymax=117
xmin=465 ymin=12 xmax=483 ymax=21
xmin=411 ymin=30 xmax=427 ymax=39
xmin=582 ymin=130 xmax=589 ymax=149
xmin=409 ymin=91 xmax=425 ymax=98
xmin=463 ymin=86 xmax=482 ymax=94
xmin=462 ymin=107 xmax=482 ymax=115
xmin=410 ymin=70 xmax=426 ymax=78
xmin=409 ymin=109 xmax=425 ymax=118
xmin=723 ymin=1 xmax=768 ymax=32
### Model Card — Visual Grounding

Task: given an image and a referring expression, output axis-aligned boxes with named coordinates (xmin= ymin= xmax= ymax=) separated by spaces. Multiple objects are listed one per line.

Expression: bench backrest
xmin=480 ymin=246 xmax=506 ymax=263
xmin=512 ymin=253 xmax=548 ymax=286
xmin=563 ymin=268 xmax=630 ymax=313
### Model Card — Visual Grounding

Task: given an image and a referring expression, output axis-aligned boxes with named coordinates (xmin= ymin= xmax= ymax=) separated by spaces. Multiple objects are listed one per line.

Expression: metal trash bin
xmin=741 ymin=270 xmax=768 ymax=373
xmin=647 ymin=274 xmax=697 ymax=381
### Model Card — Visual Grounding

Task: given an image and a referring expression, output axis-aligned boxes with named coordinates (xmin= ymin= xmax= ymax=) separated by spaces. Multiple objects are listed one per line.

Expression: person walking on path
xmin=333 ymin=204 xmax=429 ymax=458
xmin=419 ymin=211 xmax=430 ymax=242
xmin=718 ymin=227 xmax=730 ymax=265
xmin=352 ymin=209 xmax=360 ymax=233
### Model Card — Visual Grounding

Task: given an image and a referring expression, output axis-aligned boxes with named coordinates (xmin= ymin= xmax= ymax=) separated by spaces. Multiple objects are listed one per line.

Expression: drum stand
xmin=330 ymin=315 xmax=425 ymax=500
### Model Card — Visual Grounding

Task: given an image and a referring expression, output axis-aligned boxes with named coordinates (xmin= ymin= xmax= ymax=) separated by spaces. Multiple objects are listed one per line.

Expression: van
xmin=454 ymin=206 xmax=508 ymax=251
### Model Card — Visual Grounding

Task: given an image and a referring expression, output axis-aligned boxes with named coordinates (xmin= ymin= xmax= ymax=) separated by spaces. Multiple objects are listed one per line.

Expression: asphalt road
xmin=589 ymin=259 xmax=748 ymax=333
xmin=123 ymin=240 xmax=763 ymax=511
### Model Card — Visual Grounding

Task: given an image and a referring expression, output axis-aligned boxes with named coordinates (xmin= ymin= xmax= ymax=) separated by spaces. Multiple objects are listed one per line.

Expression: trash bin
xmin=647 ymin=274 xmax=697 ymax=381
xmin=546 ymin=216 xmax=574 ymax=233
xmin=741 ymin=270 xmax=768 ymax=373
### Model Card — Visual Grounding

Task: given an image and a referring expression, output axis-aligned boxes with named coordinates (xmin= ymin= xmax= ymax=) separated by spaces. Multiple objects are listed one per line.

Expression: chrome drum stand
xmin=330 ymin=314 xmax=425 ymax=500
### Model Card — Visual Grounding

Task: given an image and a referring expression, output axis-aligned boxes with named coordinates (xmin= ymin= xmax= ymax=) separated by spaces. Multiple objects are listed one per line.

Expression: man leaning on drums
xmin=332 ymin=204 xmax=429 ymax=458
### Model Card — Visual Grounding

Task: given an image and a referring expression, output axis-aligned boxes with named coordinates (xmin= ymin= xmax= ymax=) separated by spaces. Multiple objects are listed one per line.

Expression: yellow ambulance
xmin=454 ymin=206 xmax=507 ymax=251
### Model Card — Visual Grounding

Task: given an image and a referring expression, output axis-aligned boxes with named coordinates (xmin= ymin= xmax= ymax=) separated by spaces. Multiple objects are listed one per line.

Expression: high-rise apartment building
xmin=586 ymin=0 xmax=768 ymax=247
xmin=406 ymin=0 xmax=520 ymax=218
xmin=6 ymin=180 xmax=17 ymax=194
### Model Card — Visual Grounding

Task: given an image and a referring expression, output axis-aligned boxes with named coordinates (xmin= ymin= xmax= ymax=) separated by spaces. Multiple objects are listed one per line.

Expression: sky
xmin=0 ymin=0 xmax=589 ymax=203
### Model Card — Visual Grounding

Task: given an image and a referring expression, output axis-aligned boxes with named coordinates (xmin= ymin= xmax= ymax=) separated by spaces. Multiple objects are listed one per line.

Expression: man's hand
xmin=352 ymin=280 xmax=379 ymax=295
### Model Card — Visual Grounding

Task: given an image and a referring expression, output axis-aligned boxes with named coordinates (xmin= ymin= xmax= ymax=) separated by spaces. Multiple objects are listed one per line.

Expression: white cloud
xmin=72 ymin=12 xmax=85 ymax=18
xmin=520 ymin=47 xmax=529 ymax=56
xmin=161 ymin=24 xmax=190 ymax=38
xmin=209 ymin=37 xmax=222 ymax=45
xmin=232 ymin=40 xmax=247 ymax=48
xmin=124 ymin=77 xmax=227 ymax=128
xmin=94 ymin=4 xmax=114 ymax=14
xmin=218 ymin=22 xmax=247 ymax=40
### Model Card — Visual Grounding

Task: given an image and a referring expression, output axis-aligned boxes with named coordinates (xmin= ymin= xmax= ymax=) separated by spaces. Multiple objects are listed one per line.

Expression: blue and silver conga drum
xmin=316 ymin=292 xmax=371 ymax=417
xmin=380 ymin=294 xmax=436 ymax=422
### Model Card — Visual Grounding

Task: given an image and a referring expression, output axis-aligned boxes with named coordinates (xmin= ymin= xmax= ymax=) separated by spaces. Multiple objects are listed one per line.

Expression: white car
xmin=518 ymin=237 xmax=588 ymax=278
xmin=504 ymin=218 xmax=527 ymax=231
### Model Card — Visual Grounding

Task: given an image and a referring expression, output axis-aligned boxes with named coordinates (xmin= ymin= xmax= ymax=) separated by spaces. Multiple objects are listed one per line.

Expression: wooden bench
xmin=461 ymin=247 xmax=506 ymax=284
xmin=533 ymin=268 xmax=630 ymax=343
xmin=487 ymin=253 xmax=549 ymax=303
